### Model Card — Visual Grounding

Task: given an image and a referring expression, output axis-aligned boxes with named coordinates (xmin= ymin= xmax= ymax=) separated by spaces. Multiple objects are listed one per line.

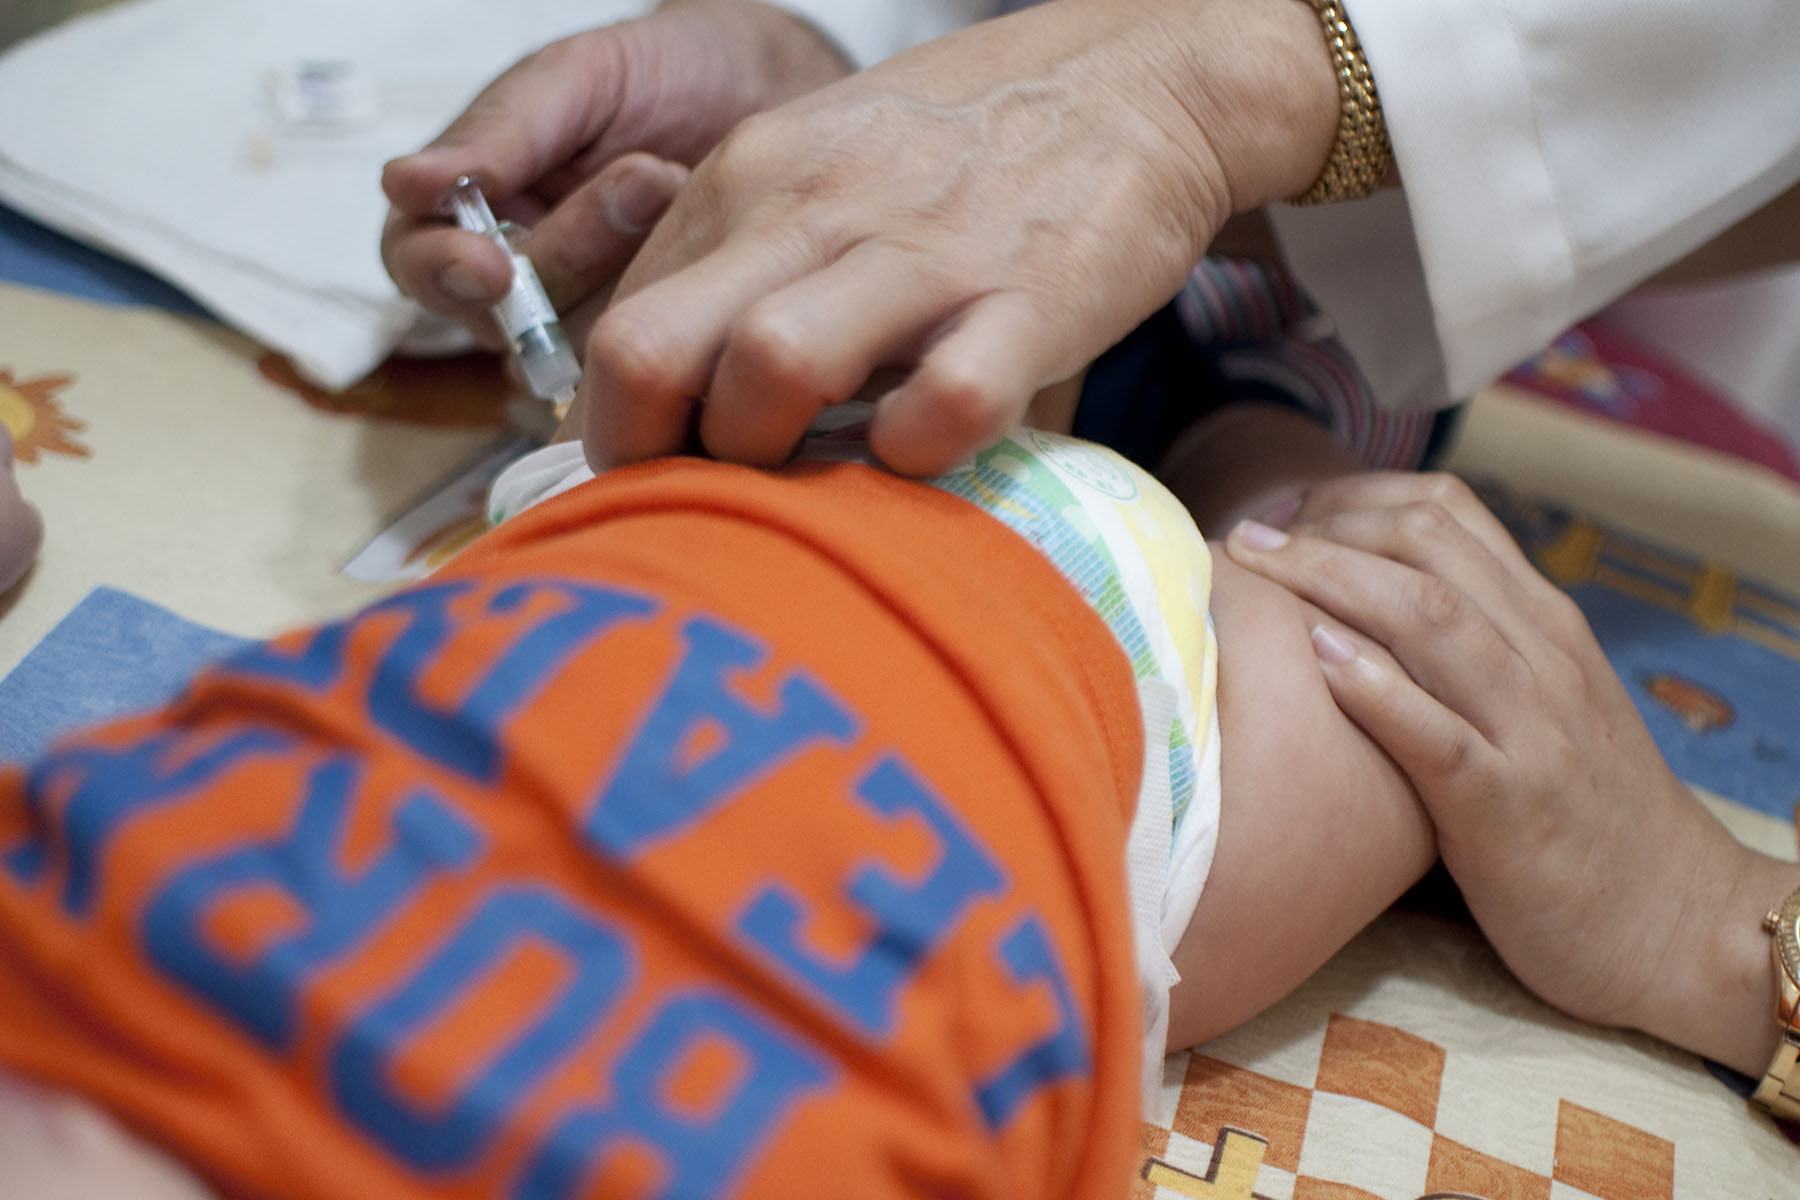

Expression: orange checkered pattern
xmin=1137 ymin=1014 xmax=1677 ymax=1200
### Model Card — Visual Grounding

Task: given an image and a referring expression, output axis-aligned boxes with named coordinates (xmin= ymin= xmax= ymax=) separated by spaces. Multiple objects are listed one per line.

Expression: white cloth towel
xmin=0 ymin=0 xmax=650 ymax=389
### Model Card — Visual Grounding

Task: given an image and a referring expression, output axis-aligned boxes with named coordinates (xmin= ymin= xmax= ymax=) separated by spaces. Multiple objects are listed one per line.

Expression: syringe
xmin=440 ymin=176 xmax=580 ymax=427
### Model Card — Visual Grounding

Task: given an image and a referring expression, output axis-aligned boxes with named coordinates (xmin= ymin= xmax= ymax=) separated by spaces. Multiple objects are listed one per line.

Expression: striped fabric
xmin=1175 ymin=257 xmax=1441 ymax=472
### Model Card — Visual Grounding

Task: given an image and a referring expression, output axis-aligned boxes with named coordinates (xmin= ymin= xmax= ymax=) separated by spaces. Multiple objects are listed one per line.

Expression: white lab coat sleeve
xmin=761 ymin=0 xmax=1003 ymax=69
xmin=1270 ymin=0 xmax=1800 ymax=412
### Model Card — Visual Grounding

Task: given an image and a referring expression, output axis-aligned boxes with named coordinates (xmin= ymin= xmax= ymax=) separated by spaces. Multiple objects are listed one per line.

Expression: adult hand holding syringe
xmin=379 ymin=4 xmax=842 ymax=443
xmin=440 ymin=177 xmax=582 ymax=423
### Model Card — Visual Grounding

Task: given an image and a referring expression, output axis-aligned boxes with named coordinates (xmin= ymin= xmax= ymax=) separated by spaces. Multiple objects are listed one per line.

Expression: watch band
xmin=1754 ymin=1037 xmax=1800 ymax=1121
xmin=1288 ymin=0 xmax=1393 ymax=205
xmin=1753 ymin=885 xmax=1800 ymax=1121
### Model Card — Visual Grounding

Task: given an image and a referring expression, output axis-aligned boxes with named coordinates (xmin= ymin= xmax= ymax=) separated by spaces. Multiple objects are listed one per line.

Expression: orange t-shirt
xmin=0 ymin=459 xmax=1144 ymax=1199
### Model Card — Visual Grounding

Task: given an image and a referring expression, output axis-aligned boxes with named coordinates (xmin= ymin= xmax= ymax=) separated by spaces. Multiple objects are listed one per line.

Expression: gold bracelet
xmin=1289 ymin=0 xmax=1393 ymax=205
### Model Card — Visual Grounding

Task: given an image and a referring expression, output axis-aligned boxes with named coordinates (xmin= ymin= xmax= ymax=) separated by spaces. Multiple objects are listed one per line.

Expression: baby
xmin=0 ymin=379 xmax=1433 ymax=1198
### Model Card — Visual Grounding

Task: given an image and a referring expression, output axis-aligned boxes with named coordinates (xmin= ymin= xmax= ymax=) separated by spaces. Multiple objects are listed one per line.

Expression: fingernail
xmin=603 ymin=171 xmax=671 ymax=235
xmin=380 ymin=150 xmax=443 ymax=188
xmin=1311 ymin=625 xmax=1357 ymax=664
xmin=439 ymin=262 xmax=495 ymax=306
xmin=1232 ymin=519 xmax=1289 ymax=552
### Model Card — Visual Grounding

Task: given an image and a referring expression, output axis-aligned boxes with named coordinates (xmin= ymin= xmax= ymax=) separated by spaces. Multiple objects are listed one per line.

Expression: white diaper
xmin=928 ymin=429 xmax=1220 ymax=1107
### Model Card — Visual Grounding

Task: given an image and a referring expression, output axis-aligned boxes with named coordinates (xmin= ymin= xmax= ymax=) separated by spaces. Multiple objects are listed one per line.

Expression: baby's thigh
xmin=0 ymin=1069 xmax=215 ymax=1200
xmin=1165 ymin=549 xmax=1436 ymax=1050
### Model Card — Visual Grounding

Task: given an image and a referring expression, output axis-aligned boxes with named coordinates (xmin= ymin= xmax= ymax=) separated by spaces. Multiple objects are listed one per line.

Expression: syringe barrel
xmin=440 ymin=177 xmax=581 ymax=409
xmin=513 ymin=322 xmax=582 ymax=404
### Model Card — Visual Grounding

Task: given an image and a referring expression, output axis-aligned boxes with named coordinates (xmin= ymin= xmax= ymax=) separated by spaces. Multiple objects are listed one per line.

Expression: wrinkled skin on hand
xmin=385 ymin=0 xmax=1337 ymax=476
xmin=580 ymin=0 xmax=1334 ymax=475
xmin=382 ymin=0 xmax=853 ymax=352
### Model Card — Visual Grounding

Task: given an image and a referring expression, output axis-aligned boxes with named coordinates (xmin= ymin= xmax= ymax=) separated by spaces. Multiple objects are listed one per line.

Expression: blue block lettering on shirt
xmin=331 ymin=887 xmax=632 ymax=1172
xmin=223 ymin=620 xmax=356 ymax=692
xmin=586 ymin=617 xmax=856 ymax=858
xmin=142 ymin=756 xmax=482 ymax=1049
xmin=366 ymin=581 xmax=657 ymax=784
xmin=3 ymin=727 xmax=292 ymax=916
xmin=973 ymin=916 xmax=1091 ymax=1130
xmin=517 ymin=990 xmax=832 ymax=1200
xmin=737 ymin=756 xmax=1004 ymax=1036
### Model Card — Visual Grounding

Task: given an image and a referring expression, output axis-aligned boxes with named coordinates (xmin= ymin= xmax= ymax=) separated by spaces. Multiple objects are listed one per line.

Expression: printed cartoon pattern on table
xmin=258 ymin=352 xmax=515 ymax=429
xmin=0 ymin=368 xmax=88 ymax=462
xmin=1482 ymin=484 xmax=1800 ymax=822
xmin=1505 ymin=325 xmax=1800 ymax=484
xmin=261 ymin=353 xmax=558 ymax=585
xmin=1139 ymin=1014 xmax=1677 ymax=1200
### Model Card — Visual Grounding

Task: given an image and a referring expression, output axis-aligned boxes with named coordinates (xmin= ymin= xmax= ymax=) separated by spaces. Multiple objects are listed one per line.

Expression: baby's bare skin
xmin=0 ymin=426 xmax=43 ymax=597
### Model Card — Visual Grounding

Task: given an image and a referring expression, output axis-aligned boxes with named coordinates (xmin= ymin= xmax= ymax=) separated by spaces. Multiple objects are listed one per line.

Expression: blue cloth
xmin=0 ymin=201 xmax=208 ymax=315
xmin=0 ymin=586 xmax=248 ymax=764
xmin=1485 ymin=486 xmax=1800 ymax=824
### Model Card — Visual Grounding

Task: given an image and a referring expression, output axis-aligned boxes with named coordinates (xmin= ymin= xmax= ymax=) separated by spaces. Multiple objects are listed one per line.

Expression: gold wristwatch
xmin=1289 ymin=0 xmax=1393 ymax=205
xmin=1753 ymin=883 xmax=1800 ymax=1120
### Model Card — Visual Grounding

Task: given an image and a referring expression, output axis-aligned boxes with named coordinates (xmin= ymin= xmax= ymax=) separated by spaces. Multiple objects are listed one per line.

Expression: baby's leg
xmin=1160 ymin=401 xmax=1438 ymax=1050
xmin=0 ymin=426 xmax=44 ymax=596
xmin=1165 ymin=547 xmax=1436 ymax=1049
xmin=1156 ymin=401 xmax=1365 ymax=538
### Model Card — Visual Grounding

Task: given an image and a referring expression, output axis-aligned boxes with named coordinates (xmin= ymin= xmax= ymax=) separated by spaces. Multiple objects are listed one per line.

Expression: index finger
xmin=378 ymin=205 xmax=512 ymax=339
xmin=1222 ymin=521 xmax=1529 ymax=740
xmin=381 ymin=32 xmax=631 ymax=216
xmin=1292 ymin=472 xmax=1556 ymax=600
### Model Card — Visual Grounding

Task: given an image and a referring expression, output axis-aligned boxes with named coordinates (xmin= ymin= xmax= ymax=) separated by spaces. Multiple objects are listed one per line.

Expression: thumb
xmin=382 ymin=32 xmax=633 ymax=216
xmin=523 ymin=153 xmax=691 ymax=314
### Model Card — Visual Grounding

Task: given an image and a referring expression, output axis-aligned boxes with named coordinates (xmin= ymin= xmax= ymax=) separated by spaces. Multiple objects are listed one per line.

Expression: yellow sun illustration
xmin=0 ymin=368 xmax=89 ymax=463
